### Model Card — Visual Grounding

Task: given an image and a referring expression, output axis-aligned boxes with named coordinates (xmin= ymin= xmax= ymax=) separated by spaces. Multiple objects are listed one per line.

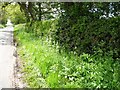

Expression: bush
xmin=54 ymin=16 xmax=120 ymax=58
xmin=0 ymin=24 xmax=4 ymax=28
xmin=14 ymin=22 xmax=120 ymax=89
xmin=3 ymin=4 xmax=26 ymax=25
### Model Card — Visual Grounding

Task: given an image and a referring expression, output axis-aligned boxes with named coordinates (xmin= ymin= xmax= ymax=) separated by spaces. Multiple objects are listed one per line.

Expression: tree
xmin=18 ymin=2 xmax=60 ymax=21
xmin=54 ymin=2 xmax=120 ymax=56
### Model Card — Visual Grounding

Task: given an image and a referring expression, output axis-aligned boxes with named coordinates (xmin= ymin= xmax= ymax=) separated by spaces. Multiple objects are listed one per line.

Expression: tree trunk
xmin=18 ymin=2 xmax=30 ymax=22
xmin=28 ymin=2 xmax=35 ymax=21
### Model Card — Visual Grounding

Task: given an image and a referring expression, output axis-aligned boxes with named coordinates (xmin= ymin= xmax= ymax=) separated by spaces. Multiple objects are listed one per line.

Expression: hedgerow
xmin=14 ymin=20 xmax=120 ymax=89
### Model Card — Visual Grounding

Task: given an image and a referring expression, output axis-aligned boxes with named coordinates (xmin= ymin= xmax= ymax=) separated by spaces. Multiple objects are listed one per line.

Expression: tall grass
xmin=14 ymin=20 xmax=120 ymax=89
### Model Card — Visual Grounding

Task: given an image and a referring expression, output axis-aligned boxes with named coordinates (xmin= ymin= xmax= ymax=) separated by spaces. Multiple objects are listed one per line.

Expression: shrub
xmin=14 ymin=22 xmax=120 ymax=89
xmin=0 ymin=24 xmax=4 ymax=28
xmin=55 ymin=16 xmax=120 ymax=57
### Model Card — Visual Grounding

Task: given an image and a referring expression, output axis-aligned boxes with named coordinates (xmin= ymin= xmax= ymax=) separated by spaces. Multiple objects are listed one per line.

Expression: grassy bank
xmin=0 ymin=24 xmax=4 ymax=28
xmin=14 ymin=21 xmax=120 ymax=89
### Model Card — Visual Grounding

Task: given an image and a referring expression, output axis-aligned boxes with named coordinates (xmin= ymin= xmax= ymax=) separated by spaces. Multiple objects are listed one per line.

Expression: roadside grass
xmin=14 ymin=21 xmax=120 ymax=88
xmin=0 ymin=24 xmax=4 ymax=28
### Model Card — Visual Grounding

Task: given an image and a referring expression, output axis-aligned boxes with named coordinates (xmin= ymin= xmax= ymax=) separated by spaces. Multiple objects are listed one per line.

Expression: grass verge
xmin=14 ymin=21 xmax=120 ymax=89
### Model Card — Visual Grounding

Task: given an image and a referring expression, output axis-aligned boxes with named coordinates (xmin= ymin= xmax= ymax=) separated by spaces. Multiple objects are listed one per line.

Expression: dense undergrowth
xmin=14 ymin=20 xmax=120 ymax=89
xmin=55 ymin=15 xmax=120 ymax=59
xmin=0 ymin=24 xmax=4 ymax=28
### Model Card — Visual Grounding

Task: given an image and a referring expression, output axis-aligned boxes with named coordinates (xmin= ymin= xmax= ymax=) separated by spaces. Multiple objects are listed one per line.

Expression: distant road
xmin=0 ymin=27 xmax=13 ymax=45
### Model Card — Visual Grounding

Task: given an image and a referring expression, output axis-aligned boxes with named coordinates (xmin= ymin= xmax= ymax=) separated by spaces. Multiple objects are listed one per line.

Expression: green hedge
xmin=14 ymin=21 xmax=120 ymax=89
xmin=54 ymin=16 xmax=120 ymax=59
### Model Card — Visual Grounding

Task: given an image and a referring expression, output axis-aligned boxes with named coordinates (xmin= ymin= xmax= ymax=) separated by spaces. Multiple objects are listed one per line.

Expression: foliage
xmin=0 ymin=3 xmax=6 ymax=25
xmin=24 ymin=20 xmax=56 ymax=37
xmin=14 ymin=21 xmax=120 ymax=89
xmin=0 ymin=24 xmax=4 ymax=28
xmin=14 ymin=2 xmax=120 ymax=89
xmin=54 ymin=3 xmax=120 ymax=59
xmin=18 ymin=2 xmax=60 ymax=21
xmin=1 ymin=3 xmax=26 ymax=25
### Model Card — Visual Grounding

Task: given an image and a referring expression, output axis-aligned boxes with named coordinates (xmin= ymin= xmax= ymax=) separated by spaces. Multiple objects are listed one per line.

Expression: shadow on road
xmin=0 ymin=27 xmax=13 ymax=45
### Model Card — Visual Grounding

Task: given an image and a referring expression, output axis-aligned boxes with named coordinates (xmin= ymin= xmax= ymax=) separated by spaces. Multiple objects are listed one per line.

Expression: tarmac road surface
xmin=0 ymin=26 xmax=16 ymax=89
